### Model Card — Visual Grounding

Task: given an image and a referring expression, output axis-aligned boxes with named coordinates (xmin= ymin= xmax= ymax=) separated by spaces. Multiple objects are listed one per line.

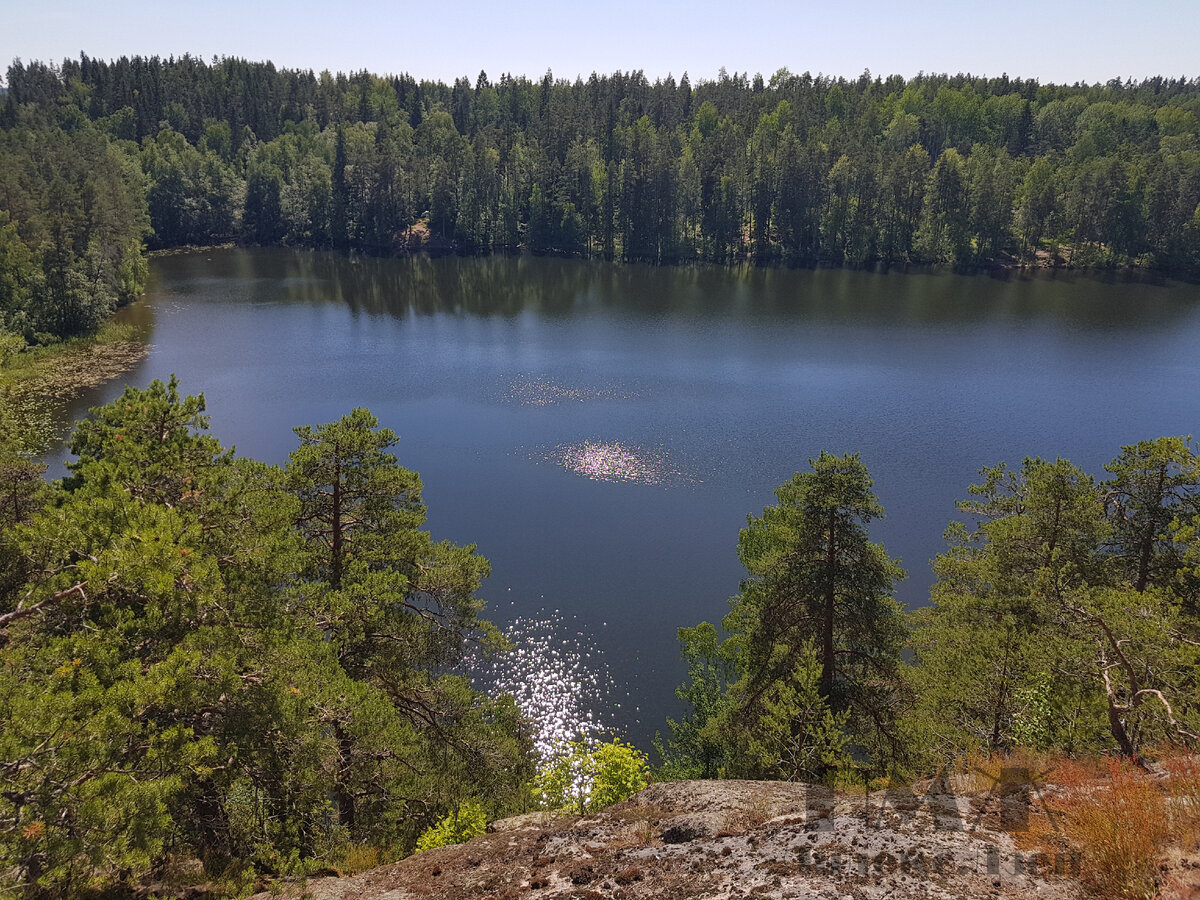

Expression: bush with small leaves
xmin=533 ymin=739 xmax=649 ymax=813
xmin=415 ymin=801 xmax=488 ymax=852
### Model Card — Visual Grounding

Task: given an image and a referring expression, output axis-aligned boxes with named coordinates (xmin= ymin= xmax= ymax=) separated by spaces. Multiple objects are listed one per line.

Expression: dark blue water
xmin=50 ymin=248 xmax=1200 ymax=747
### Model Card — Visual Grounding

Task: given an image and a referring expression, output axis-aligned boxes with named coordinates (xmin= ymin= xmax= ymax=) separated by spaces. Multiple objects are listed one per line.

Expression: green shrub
xmin=588 ymin=739 xmax=651 ymax=809
xmin=415 ymin=801 xmax=488 ymax=852
xmin=533 ymin=738 xmax=650 ymax=813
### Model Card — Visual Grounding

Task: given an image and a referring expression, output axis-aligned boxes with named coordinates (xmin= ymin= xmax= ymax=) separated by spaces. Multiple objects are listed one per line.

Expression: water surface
xmin=52 ymin=249 xmax=1200 ymax=745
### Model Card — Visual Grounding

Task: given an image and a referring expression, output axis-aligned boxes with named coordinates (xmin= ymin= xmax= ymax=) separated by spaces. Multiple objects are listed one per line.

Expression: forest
xmin=3 ymin=55 xmax=1200 ymax=346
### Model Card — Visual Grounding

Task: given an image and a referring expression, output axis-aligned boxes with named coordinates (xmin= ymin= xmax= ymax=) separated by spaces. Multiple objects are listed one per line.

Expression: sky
xmin=1 ymin=0 xmax=1197 ymax=88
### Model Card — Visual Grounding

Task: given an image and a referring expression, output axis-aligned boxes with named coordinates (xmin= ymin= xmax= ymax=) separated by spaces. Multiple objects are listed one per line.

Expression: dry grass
xmin=1067 ymin=762 xmax=1168 ymax=899
xmin=956 ymin=750 xmax=1200 ymax=898
xmin=957 ymin=748 xmax=1058 ymax=794
xmin=718 ymin=795 xmax=777 ymax=834
xmin=1020 ymin=755 xmax=1186 ymax=899
xmin=1041 ymin=755 xmax=1112 ymax=792
xmin=601 ymin=802 xmax=669 ymax=849
xmin=337 ymin=843 xmax=383 ymax=875
xmin=596 ymin=817 xmax=660 ymax=851
xmin=1163 ymin=753 xmax=1200 ymax=852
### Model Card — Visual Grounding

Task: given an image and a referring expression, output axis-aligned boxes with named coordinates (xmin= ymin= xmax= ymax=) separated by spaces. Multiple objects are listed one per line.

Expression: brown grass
xmin=1163 ymin=753 xmax=1200 ymax=852
xmin=958 ymin=748 xmax=1060 ymax=793
xmin=959 ymin=750 xmax=1200 ymax=898
xmin=1023 ymin=756 xmax=1176 ymax=899
xmin=1068 ymin=763 xmax=1168 ymax=899
xmin=338 ymin=843 xmax=384 ymax=875
xmin=719 ymin=790 xmax=778 ymax=834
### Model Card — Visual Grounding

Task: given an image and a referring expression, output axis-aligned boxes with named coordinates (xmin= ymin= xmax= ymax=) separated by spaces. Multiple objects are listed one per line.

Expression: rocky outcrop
xmin=251 ymin=779 xmax=1084 ymax=899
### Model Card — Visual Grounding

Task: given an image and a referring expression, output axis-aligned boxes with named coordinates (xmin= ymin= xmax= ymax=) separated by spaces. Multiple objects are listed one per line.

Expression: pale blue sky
xmin=2 ymin=0 xmax=1196 ymax=88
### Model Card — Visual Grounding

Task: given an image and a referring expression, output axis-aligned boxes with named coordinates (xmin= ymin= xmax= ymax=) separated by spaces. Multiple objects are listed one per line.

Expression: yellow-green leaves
xmin=533 ymin=738 xmax=650 ymax=814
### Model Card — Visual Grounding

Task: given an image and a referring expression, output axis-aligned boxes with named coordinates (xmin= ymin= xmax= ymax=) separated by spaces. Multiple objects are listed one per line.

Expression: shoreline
xmin=174 ymin=240 xmax=1195 ymax=288
xmin=1 ymin=321 xmax=150 ymax=449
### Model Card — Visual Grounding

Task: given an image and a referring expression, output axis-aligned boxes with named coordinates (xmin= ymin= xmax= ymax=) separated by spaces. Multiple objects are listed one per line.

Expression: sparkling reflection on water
xmin=503 ymin=375 xmax=637 ymax=407
xmin=471 ymin=613 xmax=619 ymax=764
xmin=543 ymin=440 xmax=696 ymax=486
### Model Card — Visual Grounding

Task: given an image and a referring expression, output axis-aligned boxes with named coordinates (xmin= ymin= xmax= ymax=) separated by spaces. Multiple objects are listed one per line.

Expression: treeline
xmin=658 ymin=443 xmax=1200 ymax=783
xmin=1 ymin=55 xmax=1199 ymax=330
xmin=0 ymin=123 xmax=148 ymax=341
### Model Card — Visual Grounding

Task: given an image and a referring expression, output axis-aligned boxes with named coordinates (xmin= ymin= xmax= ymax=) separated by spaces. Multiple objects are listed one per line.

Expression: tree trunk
xmin=1105 ymin=698 xmax=1138 ymax=761
xmin=330 ymin=459 xmax=342 ymax=590
xmin=334 ymin=721 xmax=356 ymax=829
xmin=1134 ymin=465 xmax=1166 ymax=592
xmin=820 ymin=510 xmax=837 ymax=700
xmin=990 ymin=642 xmax=1011 ymax=753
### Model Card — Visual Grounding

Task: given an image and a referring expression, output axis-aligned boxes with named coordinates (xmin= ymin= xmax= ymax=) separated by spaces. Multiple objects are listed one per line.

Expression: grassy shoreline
xmin=1 ymin=320 xmax=150 ymax=450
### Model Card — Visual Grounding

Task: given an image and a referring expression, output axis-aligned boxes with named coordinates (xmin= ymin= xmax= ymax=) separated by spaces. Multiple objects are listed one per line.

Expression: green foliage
xmin=0 ymin=381 xmax=533 ymax=896
xmin=728 ymin=453 xmax=907 ymax=763
xmin=909 ymin=457 xmax=1109 ymax=760
xmin=669 ymin=439 xmax=1199 ymax=781
xmin=140 ymin=126 xmax=240 ymax=247
xmin=533 ymin=739 xmax=650 ymax=814
xmin=1102 ymin=436 xmax=1199 ymax=597
xmin=287 ymin=407 xmax=426 ymax=591
xmin=7 ymin=56 xmax=1200 ymax=275
xmin=910 ymin=444 xmax=1200 ymax=766
xmin=0 ymin=123 xmax=149 ymax=340
xmin=415 ymin=801 xmax=488 ymax=852
xmin=663 ymin=454 xmax=907 ymax=783
xmin=915 ymin=148 xmax=970 ymax=262
xmin=0 ymin=214 xmax=38 ymax=337
xmin=1009 ymin=673 xmax=1055 ymax=749
xmin=531 ymin=744 xmax=587 ymax=812
xmin=722 ymin=642 xmax=853 ymax=782
xmin=654 ymin=622 xmax=736 ymax=780
xmin=587 ymin=739 xmax=652 ymax=810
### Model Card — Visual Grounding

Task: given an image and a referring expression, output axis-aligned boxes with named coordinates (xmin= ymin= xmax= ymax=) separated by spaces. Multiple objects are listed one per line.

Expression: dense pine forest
xmin=3 ymin=54 xmax=1200 ymax=345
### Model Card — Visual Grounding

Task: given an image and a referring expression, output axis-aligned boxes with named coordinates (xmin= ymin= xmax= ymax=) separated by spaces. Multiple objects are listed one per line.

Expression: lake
xmin=50 ymin=248 xmax=1200 ymax=748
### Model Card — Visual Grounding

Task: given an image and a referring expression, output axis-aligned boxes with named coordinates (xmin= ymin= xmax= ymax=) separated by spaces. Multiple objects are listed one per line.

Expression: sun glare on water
xmin=470 ymin=613 xmax=616 ymax=764
xmin=504 ymin=376 xmax=636 ymax=408
xmin=543 ymin=440 xmax=700 ymax=486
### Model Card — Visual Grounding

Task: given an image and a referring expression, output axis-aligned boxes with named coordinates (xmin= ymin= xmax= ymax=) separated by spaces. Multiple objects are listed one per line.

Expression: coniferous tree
xmin=910 ymin=451 xmax=1200 ymax=764
xmin=0 ymin=384 xmax=532 ymax=895
xmin=666 ymin=453 xmax=907 ymax=779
